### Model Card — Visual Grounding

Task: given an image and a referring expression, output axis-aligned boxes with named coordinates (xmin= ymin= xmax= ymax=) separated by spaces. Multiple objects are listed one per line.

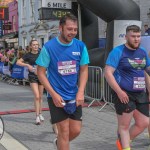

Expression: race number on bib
xmin=133 ymin=77 xmax=145 ymax=90
xmin=58 ymin=61 xmax=77 ymax=75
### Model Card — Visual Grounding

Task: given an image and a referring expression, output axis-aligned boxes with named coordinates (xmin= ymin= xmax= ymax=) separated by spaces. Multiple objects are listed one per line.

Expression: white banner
xmin=113 ymin=20 xmax=142 ymax=48
xmin=42 ymin=0 xmax=72 ymax=9
xmin=141 ymin=36 xmax=150 ymax=56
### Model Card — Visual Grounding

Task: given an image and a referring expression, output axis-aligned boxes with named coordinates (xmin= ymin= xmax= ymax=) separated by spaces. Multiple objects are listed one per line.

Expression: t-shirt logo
xmin=128 ymin=57 xmax=146 ymax=69
xmin=72 ymin=52 xmax=80 ymax=56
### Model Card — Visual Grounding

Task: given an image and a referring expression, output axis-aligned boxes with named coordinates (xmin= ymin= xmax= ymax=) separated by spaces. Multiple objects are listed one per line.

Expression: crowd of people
xmin=1 ymin=14 xmax=150 ymax=150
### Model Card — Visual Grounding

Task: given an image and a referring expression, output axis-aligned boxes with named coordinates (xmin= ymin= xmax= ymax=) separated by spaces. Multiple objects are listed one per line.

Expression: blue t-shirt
xmin=106 ymin=44 xmax=150 ymax=92
xmin=36 ymin=37 xmax=89 ymax=100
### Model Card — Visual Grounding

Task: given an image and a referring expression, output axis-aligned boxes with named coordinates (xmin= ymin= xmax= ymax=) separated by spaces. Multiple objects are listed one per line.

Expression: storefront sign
xmin=42 ymin=0 xmax=72 ymax=9
xmin=3 ymin=22 xmax=11 ymax=30
xmin=0 ymin=8 xmax=9 ymax=20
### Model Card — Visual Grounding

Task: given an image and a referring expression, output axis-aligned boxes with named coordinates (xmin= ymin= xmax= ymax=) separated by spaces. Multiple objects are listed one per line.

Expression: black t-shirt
xmin=22 ymin=52 xmax=39 ymax=77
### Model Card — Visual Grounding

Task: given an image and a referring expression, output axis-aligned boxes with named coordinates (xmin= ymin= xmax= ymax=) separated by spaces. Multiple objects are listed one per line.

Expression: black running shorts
xmin=47 ymin=98 xmax=82 ymax=124
xmin=28 ymin=75 xmax=42 ymax=85
xmin=112 ymin=91 xmax=149 ymax=117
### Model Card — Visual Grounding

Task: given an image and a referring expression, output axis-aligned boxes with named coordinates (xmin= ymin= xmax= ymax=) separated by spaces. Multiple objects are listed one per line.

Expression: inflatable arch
xmin=77 ymin=0 xmax=140 ymax=67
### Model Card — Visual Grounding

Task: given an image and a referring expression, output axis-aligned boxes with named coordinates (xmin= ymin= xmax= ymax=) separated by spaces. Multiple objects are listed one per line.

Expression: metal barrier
xmin=85 ymin=66 xmax=115 ymax=111
xmin=99 ymin=71 xmax=115 ymax=111
xmin=84 ymin=66 xmax=103 ymax=107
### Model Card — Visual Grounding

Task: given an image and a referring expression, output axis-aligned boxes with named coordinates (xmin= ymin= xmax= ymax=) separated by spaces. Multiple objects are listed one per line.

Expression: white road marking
xmin=0 ymin=132 xmax=28 ymax=150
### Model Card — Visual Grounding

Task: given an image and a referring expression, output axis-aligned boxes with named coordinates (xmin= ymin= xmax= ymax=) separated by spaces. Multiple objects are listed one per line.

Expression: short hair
xmin=126 ymin=25 xmax=141 ymax=33
xmin=59 ymin=13 xmax=77 ymax=26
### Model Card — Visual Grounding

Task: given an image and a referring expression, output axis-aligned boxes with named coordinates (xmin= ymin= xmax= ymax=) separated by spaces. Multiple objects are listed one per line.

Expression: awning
xmin=2 ymin=32 xmax=18 ymax=39
xmin=5 ymin=38 xmax=18 ymax=43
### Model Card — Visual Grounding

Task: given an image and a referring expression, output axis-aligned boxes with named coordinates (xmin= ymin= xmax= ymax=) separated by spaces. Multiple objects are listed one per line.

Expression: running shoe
xmin=39 ymin=114 xmax=44 ymax=122
xmin=116 ymin=139 xmax=123 ymax=150
xmin=116 ymin=133 xmax=122 ymax=150
xmin=35 ymin=116 xmax=41 ymax=125
xmin=53 ymin=138 xmax=58 ymax=149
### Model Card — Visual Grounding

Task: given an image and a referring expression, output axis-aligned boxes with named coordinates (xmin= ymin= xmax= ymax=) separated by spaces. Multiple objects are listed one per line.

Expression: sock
xmin=123 ymin=148 xmax=130 ymax=150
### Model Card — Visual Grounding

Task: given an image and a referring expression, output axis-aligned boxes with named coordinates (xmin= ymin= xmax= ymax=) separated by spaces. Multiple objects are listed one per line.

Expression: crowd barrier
xmin=0 ymin=62 xmax=11 ymax=76
xmin=0 ymin=62 xmax=29 ymax=86
xmin=100 ymin=71 xmax=115 ymax=111
xmin=85 ymin=66 xmax=115 ymax=111
xmin=84 ymin=66 xmax=103 ymax=107
xmin=0 ymin=63 xmax=114 ymax=109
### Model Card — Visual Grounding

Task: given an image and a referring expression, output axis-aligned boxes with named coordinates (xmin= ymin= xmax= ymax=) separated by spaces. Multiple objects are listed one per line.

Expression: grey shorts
xmin=47 ymin=98 xmax=82 ymax=124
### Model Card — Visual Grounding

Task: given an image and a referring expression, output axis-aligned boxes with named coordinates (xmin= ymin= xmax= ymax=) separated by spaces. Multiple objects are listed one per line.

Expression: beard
xmin=60 ymin=34 xmax=71 ymax=43
xmin=127 ymin=41 xmax=140 ymax=49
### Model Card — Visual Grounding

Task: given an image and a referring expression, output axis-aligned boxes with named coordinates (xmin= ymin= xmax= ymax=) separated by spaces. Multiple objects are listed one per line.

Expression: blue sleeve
xmin=141 ymin=47 xmax=150 ymax=67
xmin=36 ymin=46 xmax=50 ymax=68
xmin=80 ymin=45 xmax=90 ymax=65
xmin=106 ymin=46 xmax=123 ymax=68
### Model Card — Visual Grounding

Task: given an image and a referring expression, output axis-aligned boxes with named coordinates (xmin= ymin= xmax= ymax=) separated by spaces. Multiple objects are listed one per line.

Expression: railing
xmin=85 ymin=66 xmax=115 ymax=111
xmin=0 ymin=62 xmax=29 ymax=86
xmin=84 ymin=66 xmax=103 ymax=107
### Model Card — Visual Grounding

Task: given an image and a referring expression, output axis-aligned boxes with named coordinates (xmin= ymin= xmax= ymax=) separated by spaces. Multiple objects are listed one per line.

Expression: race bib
xmin=58 ymin=61 xmax=77 ymax=75
xmin=133 ymin=77 xmax=145 ymax=90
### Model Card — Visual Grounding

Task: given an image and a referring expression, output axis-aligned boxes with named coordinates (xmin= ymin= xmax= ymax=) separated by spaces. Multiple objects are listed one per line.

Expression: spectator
xmin=144 ymin=24 xmax=150 ymax=35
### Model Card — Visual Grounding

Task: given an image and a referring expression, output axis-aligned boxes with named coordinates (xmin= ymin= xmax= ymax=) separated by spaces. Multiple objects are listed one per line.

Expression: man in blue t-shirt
xmin=105 ymin=25 xmax=150 ymax=150
xmin=36 ymin=14 xmax=89 ymax=150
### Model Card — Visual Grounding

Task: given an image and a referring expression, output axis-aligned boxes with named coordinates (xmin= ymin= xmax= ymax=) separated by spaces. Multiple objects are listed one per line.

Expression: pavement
xmin=0 ymin=81 xmax=149 ymax=150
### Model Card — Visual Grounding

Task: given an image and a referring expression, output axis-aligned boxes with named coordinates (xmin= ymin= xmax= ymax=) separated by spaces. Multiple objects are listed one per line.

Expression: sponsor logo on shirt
xmin=128 ymin=57 xmax=146 ymax=69
xmin=72 ymin=52 xmax=80 ymax=56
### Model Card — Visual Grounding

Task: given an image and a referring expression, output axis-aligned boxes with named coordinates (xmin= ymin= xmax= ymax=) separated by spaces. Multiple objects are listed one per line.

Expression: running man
xmin=104 ymin=25 xmax=150 ymax=150
xmin=36 ymin=14 xmax=89 ymax=150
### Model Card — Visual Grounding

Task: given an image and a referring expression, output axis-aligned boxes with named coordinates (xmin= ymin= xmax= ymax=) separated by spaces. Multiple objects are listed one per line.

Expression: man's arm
xmin=145 ymin=71 xmax=150 ymax=101
xmin=76 ymin=65 xmax=88 ymax=106
xmin=37 ymin=66 xmax=64 ymax=107
xmin=104 ymin=65 xmax=129 ymax=103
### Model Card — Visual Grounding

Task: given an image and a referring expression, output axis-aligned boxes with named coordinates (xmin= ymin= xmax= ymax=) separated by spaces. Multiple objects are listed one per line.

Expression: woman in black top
xmin=17 ymin=40 xmax=44 ymax=125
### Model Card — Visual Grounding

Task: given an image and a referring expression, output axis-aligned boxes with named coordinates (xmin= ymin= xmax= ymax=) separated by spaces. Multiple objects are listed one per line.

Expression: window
xmin=39 ymin=0 xmax=42 ymax=8
xmin=41 ymin=38 xmax=44 ymax=47
xmin=12 ymin=16 xmax=16 ymax=32
xmin=22 ymin=0 xmax=26 ymax=26
xmin=23 ymin=0 xmax=25 ymax=7
xmin=23 ymin=37 xmax=27 ymax=48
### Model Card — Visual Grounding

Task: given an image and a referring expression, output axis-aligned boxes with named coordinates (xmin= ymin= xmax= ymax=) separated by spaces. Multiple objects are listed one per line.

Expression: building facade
xmin=18 ymin=0 xmax=60 ymax=49
xmin=17 ymin=0 xmax=150 ymax=49
xmin=0 ymin=0 xmax=18 ymax=49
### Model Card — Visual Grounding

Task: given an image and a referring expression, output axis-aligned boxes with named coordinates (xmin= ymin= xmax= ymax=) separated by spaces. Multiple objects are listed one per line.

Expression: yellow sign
xmin=0 ymin=0 xmax=13 ymax=8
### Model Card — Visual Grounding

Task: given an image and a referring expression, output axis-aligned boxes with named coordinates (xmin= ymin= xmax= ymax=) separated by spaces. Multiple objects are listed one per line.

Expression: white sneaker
xmin=53 ymin=138 xmax=57 ymax=149
xmin=35 ymin=116 xmax=40 ymax=125
xmin=39 ymin=114 xmax=44 ymax=122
